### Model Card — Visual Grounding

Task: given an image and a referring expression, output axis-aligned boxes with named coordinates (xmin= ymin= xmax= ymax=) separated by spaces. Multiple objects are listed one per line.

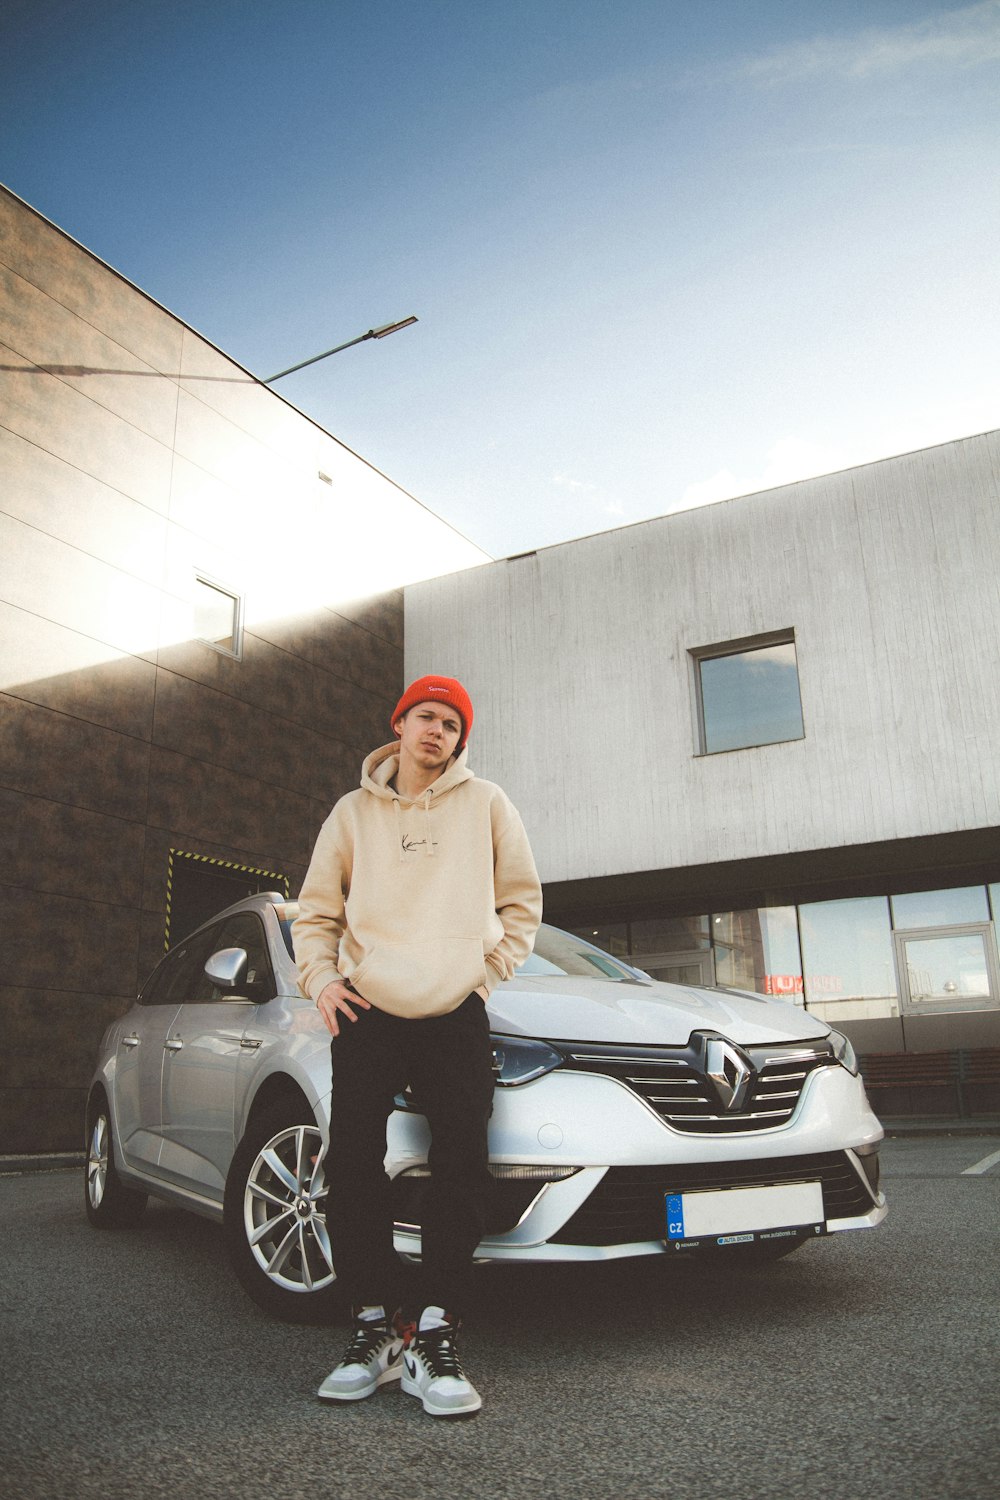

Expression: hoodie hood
xmin=361 ymin=741 xmax=475 ymax=804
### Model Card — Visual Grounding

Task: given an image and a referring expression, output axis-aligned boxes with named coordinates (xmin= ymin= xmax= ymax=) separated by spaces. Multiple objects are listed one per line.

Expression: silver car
xmin=85 ymin=893 xmax=886 ymax=1321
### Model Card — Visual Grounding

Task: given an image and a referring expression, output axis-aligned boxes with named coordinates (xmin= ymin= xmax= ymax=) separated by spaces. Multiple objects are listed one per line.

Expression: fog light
xmin=398 ymin=1164 xmax=579 ymax=1182
xmin=488 ymin=1164 xmax=580 ymax=1181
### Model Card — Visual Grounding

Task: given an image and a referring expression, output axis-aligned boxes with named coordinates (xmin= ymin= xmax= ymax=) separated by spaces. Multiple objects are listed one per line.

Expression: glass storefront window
xmin=629 ymin=915 xmax=711 ymax=954
xmin=570 ymin=883 xmax=1000 ymax=1016
xmin=569 ymin=923 xmax=630 ymax=957
xmin=891 ymin=886 xmax=989 ymax=929
xmin=712 ymin=907 xmax=803 ymax=1003
xmin=798 ymin=896 xmax=897 ymax=1022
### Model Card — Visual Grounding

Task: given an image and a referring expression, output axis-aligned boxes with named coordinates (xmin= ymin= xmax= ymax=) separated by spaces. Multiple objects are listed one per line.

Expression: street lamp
xmin=262 ymin=317 xmax=418 ymax=384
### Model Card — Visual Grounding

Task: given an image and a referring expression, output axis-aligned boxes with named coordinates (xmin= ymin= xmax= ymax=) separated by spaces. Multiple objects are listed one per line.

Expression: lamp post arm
xmin=262 ymin=317 xmax=418 ymax=384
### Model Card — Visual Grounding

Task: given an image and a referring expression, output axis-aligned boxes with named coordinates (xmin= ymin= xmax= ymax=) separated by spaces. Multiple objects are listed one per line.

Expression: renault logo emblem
xmin=704 ymin=1037 xmax=753 ymax=1111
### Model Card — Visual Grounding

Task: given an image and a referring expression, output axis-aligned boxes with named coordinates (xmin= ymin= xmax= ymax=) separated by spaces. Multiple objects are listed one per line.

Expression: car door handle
xmin=240 ymin=1037 xmax=263 ymax=1050
xmin=164 ymin=1037 xmax=184 ymax=1052
xmin=121 ymin=1035 xmax=140 ymax=1049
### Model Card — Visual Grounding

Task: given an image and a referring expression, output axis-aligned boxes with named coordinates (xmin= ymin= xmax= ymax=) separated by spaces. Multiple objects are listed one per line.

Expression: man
xmin=292 ymin=674 xmax=542 ymax=1418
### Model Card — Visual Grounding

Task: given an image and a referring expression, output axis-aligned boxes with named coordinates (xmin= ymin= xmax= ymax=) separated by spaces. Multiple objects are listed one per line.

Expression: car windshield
xmin=276 ymin=905 xmax=644 ymax=984
xmin=518 ymin=925 xmax=647 ymax=983
xmin=276 ymin=904 xmax=298 ymax=959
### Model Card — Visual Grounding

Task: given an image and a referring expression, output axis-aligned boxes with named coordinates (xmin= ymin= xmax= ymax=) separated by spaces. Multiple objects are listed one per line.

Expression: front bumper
xmin=386 ymin=1060 xmax=886 ymax=1262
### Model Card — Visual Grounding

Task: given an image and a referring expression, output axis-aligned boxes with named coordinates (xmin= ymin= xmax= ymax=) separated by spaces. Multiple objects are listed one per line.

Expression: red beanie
xmin=391 ymin=675 xmax=473 ymax=749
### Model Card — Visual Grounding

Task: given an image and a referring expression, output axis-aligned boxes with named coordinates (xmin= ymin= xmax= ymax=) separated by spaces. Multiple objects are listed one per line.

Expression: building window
xmin=569 ymin=881 xmax=1000 ymax=1027
xmin=629 ymin=915 xmax=711 ymax=955
xmin=890 ymin=886 xmax=990 ymax=929
xmin=690 ymin=630 xmax=804 ymax=754
xmin=798 ymin=896 xmax=898 ymax=1023
xmin=712 ymin=906 xmax=803 ymax=1003
xmin=622 ymin=915 xmax=714 ymax=986
xmin=894 ymin=928 xmax=997 ymax=1014
xmin=194 ymin=573 xmax=243 ymax=658
xmin=571 ymin=923 xmax=630 ymax=957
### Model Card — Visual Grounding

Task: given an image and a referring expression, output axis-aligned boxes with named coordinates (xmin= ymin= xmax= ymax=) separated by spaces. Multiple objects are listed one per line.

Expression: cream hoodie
xmin=292 ymin=742 xmax=543 ymax=1018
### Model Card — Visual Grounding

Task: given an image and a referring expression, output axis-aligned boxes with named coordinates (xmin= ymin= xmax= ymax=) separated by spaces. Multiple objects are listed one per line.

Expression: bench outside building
xmin=860 ymin=1049 xmax=1000 ymax=1121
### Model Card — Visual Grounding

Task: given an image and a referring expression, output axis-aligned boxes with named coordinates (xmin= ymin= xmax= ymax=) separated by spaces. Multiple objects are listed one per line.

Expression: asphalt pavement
xmin=1 ymin=1133 xmax=998 ymax=1500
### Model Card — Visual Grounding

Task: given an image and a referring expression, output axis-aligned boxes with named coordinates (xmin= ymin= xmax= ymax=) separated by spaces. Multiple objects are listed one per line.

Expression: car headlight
xmin=826 ymin=1028 xmax=859 ymax=1075
xmin=395 ymin=1036 xmax=564 ymax=1111
xmin=491 ymin=1036 xmax=564 ymax=1086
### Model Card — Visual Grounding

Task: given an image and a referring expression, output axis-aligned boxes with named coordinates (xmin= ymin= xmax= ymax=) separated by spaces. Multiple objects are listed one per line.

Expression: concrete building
xmin=405 ymin=431 xmax=1000 ymax=1075
xmin=0 ymin=185 xmax=486 ymax=1151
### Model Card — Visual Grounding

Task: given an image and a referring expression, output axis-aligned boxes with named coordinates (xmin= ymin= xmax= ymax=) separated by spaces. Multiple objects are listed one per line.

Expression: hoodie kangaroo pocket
xmin=351 ymin=938 xmax=487 ymax=1015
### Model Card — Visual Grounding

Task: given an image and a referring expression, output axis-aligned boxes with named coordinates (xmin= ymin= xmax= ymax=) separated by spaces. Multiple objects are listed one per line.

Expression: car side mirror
xmin=204 ymin=947 xmax=249 ymax=992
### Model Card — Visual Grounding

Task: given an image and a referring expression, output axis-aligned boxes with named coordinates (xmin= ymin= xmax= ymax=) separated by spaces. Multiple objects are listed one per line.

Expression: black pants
xmin=325 ymin=992 xmax=495 ymax=1320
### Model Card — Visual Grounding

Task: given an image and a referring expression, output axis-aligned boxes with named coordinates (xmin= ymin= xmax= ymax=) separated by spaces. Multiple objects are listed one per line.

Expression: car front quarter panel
xmin=234 ymin=997 xmax=334 ymax=1144
xmin=89 ymin=1017 xmax=127 ymax=1113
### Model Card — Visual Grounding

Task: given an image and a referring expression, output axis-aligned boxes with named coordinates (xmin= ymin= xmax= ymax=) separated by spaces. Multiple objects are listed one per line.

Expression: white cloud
xmin=551 ymin=472 xmax=597 ymax=493
xmin=671 ymin=385 xmax=1000 ymax=516
xmin=673 ymin=466 xmax=747 ymax=512
xmin=552 ymin=472 xmax=627 ymax=522
xmin=745 ymin=643 xmax=798 ymax=670
xmin=861 ymin=385 xmax=1000 ymax=458
xmin=739 ymin=1 xmax=1000 ymax=84
xmin=673 ymin=436 xmax=845 ymax=512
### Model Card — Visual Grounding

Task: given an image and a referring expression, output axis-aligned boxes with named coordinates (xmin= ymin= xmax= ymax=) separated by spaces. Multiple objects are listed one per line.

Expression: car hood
xmin=487 ymin=974 xmax=829 ymax=1047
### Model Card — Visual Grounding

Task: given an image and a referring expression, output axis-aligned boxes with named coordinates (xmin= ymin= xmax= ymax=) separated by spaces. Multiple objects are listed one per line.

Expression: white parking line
xmin=961 ymin=1147 xmax=1000 ymax=1176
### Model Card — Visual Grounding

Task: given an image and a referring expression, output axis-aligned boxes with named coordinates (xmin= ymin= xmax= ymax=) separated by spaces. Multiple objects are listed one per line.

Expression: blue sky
xmin=3 ymin=0 xmax=999 ymax=556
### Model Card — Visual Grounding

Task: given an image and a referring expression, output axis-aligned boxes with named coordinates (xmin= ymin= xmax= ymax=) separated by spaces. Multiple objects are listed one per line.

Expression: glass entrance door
xmin=894 ymin=925 xmax=999 ymax=1015
xmin=638 ymin=950 xmax=716 ymax=987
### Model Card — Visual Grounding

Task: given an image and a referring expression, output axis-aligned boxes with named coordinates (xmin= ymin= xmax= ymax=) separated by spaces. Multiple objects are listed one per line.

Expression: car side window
xmin=208 ymin=912 xmax=276 ymax=1001
xmin=138 ymin=926 xmax=221 ymax=1006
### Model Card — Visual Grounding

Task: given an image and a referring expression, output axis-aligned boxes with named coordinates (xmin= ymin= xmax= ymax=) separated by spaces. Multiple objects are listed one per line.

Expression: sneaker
xmin=400 ymin=1315 xmax=482 ymax=1418
xmin=317 ymin=1314 xmax=403 ymax=1403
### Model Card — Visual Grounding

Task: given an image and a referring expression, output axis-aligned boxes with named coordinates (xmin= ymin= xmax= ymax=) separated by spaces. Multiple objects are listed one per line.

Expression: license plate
xmin=664 ymin=1181 xmax=824 ymax=1246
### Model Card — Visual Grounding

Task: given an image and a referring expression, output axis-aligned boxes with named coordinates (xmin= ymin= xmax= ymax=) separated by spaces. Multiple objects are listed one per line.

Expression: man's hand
xmin=316 ymin=980 xmax=371 ymax=1037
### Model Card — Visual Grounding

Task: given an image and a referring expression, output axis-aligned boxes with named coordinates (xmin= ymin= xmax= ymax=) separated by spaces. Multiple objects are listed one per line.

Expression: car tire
xmin=84 ymin=1099 xmax=148 ymax=1229
xmin=223 ymin=1108 xmax=345 ymax=1324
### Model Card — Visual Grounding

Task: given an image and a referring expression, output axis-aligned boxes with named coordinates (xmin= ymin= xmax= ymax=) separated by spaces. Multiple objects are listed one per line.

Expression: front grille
xmin=561 ymin=1039 xmax=833 ymax=1133
xmin=551 ymin=1152 xmax=875 ymax=1246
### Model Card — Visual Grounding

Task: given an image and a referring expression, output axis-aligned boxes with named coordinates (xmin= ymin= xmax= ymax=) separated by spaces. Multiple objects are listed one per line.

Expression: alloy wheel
xmin=242 ymin=1124 xmax=335 ymax=1294
xmin=87 ymin=1113 xmax=109 ymax=1211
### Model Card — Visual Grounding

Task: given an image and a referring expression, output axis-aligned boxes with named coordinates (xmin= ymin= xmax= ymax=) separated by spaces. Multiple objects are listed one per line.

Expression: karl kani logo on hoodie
xmin=401 ymin=832 xmax=438 ymax=855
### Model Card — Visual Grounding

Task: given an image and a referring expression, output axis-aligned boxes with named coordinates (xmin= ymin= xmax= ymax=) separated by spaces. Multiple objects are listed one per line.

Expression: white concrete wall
xmin=405 ymin=431 xmax=1000 ymax=883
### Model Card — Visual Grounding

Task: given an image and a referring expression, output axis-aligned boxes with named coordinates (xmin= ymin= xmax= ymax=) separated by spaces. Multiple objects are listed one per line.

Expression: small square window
xmin=691 ymin=630 xmax=804 ymax=754
xmin=194 ymin=574 xmax=243 ymax=659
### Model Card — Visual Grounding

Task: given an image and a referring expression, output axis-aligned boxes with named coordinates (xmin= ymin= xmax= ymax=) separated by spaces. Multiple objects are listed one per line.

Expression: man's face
xmin=394 ymin=700 xmax=463 ymax=773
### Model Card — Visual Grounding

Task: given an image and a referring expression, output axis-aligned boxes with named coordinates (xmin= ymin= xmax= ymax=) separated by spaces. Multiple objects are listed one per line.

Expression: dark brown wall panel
xmin=0 ymin=188 xmax=410 ymax=1150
